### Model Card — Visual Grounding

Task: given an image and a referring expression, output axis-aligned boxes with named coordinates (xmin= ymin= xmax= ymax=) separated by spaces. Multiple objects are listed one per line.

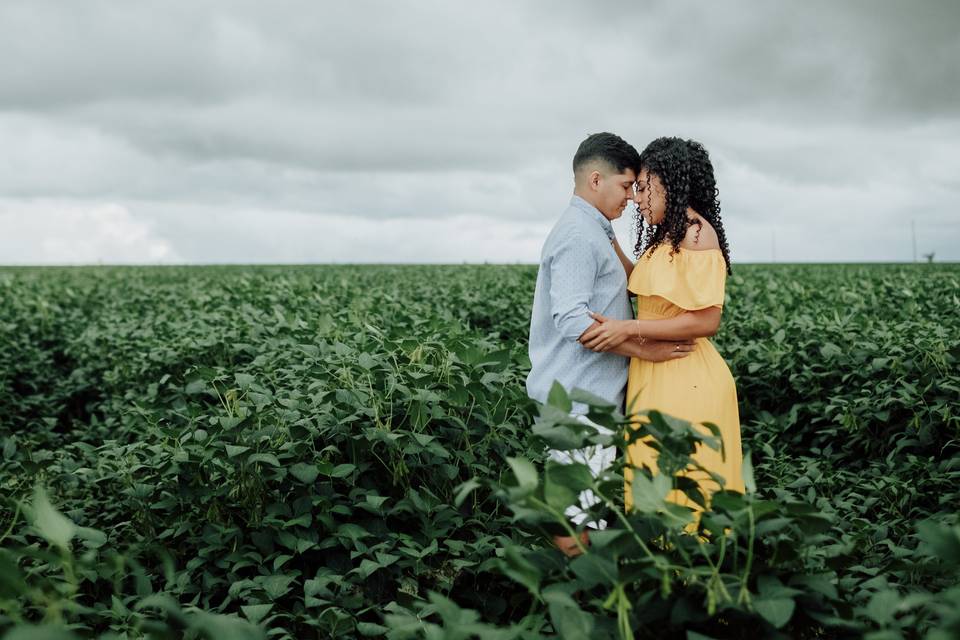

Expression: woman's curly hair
xmin=633 ymin=137 xmax=732 ymax=274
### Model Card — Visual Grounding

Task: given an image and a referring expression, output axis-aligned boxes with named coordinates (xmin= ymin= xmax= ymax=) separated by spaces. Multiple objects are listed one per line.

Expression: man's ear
xmin=590 ymin=170 xmax=601 ymax=191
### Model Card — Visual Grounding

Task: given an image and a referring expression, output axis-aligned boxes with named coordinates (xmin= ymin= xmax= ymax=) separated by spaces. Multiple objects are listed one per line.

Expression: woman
xmin=579 ymin=136 xmax=744 ymax=536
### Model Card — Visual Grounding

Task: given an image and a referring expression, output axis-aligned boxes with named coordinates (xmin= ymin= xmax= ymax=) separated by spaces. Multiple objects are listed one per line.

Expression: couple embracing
xmin=526 ymin=133 xmax=745 ymax=557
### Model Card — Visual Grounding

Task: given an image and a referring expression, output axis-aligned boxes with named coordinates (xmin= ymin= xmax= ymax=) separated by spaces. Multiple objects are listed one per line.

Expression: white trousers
xmin=545 ymin=413 xmax=617 ymax=530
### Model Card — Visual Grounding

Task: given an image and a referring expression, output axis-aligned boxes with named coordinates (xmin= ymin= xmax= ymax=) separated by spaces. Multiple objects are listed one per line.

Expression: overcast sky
xmin=1 ymin=0 xmax=958 ymax=264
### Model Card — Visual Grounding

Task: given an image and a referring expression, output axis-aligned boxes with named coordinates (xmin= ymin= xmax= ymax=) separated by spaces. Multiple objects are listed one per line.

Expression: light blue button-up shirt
xmin=526 ymin=195 xmax=634 ymax=413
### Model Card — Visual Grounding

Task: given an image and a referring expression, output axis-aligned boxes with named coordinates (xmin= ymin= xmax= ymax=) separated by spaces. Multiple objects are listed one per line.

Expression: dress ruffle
xmin=628 ymin=245 xmax=726 ymax=310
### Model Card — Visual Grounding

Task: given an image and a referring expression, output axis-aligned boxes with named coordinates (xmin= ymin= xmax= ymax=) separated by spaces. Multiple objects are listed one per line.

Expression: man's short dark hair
xmin=572 ymin=132 xmax=641 ymax=176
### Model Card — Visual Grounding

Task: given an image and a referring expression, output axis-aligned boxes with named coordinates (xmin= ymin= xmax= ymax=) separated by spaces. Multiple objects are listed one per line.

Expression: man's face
xmin=594 ymin=166 xmax=637 ymax=220
xmin=634 ymin=168 xmax=667 ymax=226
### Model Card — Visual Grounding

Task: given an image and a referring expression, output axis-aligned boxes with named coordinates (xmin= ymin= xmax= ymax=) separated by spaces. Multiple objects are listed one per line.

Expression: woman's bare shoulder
xmin=680 ymin=211 xmax=720 ymax=251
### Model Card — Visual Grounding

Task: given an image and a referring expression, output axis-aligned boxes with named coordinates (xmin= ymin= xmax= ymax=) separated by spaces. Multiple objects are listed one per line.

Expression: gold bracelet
xmin=636 ymin=319 xmax=646 ymax=344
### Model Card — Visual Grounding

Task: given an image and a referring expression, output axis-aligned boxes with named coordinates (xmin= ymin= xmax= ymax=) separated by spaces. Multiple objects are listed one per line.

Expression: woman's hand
xmin=579 ymin=312 xmax=636 ymax=352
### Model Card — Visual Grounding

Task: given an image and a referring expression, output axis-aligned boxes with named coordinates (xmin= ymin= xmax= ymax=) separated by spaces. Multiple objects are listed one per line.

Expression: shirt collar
xmin=570 ymin=195 xmax=616 ymax=241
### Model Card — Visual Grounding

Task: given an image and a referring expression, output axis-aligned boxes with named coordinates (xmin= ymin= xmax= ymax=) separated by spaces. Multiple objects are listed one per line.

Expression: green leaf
xmin=0 ymin=550 xmax=26 ymax=598
xmin=864 ymin=589 xmax=900 ymax=626
xmin=547 ymin=381 xmax=572 ymax=412
xmin=2 ymin=627 xmax=80 ymax=640
xmin=290 ymin=463 xmax=319 ymax=484
xmin=235 ymin=373 xmax=256 ymax=388
xmin=31 ymin=485 xmax=76 ymax=550
xmin=219 ymin=416 xmax=245 ymax=430
xmin=544 ymin=589 xmax=595 ymax=639
xmin=753 ymin=596 xmax=795 ymax=629
xmin=629 ymin=471 xmax=671 ymax=514
xmin=111 ymin=593 xmax=130 ymax=616
xmin=543 ymin=477 xmax=576 ymax=511
xmin=756 ymin=574 xmax=804 ymax=600
xmin=185 ymin=379 xmax=207 ymax=394
xmin=240 ymin=603 xmax=273 ymax=625
xmin=569 ymin=553 xmax=618 ymax=589
xmin=247 ymin=453 xmax=281 ymax=467
xmin=496 ymin=545 xmax=541 ymax=598
xmin=506 ymin=457 xmax=538 ymax=494
xmin=568 ymin=387 xmax=616 ymax=408
xmin=916 ymin=519 xmax=960 ymax=563
xmin=819 ymin=343 xmax=843 ymax=359
xmin=544 ymin=461 xmax=592 ymax=511
xmin=75 ymin=526 xmax=107 ymax=549
xmin=532 ymin=415 xmax=591 ymax=450
xmin=188 ymin=611 xmax=265 ymax=640
xmin=789 ymin=572 xmax=838 ymax=601
xmin=356 ymin=558 xmax=383 ymax=578
xmin=375 ymin=552 xmax=400 ymax=567
xmin=256 ymin=574 xmax=296 ymax=600
xmin=225 ymin=444 xmax=250 ymax=458
xmin=357 ymin=622 xmax=390 ymax=636
xmin=741 ymin=448 xmax=757 ymax=494
xmin=329 ymin=463 xmax=356 ymax=478
xmin=547 ymin=461 xmax=594 ymax=493
xmin=364 ymin=494 xmax=389 ymax=510
xmin=453 ymin=478 xmax=482 ymax=508
xmin=2 ymin=437 xmax=15 ymax=460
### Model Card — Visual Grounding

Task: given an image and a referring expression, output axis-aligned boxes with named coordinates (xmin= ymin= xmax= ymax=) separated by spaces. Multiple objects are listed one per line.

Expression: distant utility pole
xmin=911 ymin=219 xmax=917 ymax=263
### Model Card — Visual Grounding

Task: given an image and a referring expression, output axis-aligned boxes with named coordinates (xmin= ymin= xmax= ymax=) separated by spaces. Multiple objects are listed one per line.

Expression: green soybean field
xmin=1 ymin=263 xmax=958 ymax=640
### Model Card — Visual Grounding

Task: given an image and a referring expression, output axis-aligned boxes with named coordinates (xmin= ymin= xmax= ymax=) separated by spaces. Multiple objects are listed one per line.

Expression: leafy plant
xmin=1 ymin=263 xmax=957 ymax=638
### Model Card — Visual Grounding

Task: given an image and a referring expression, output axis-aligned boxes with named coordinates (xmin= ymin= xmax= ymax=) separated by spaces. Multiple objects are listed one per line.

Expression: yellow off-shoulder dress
xmin=623 ymin=244 xmax=745 ymax=535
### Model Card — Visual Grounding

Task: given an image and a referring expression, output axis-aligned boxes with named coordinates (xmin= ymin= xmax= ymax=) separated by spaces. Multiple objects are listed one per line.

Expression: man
xmin=526 ymin=132 xmax=695 ymax=557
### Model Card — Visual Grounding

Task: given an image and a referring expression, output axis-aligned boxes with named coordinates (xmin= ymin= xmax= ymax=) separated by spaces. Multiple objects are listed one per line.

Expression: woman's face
xmin=634 ymin=168 xmax=667 ymax=226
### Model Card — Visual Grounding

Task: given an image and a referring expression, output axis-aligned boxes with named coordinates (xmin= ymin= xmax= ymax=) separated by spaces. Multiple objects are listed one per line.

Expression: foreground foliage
xmin=1 ymin=263 xmax=958 ymax=639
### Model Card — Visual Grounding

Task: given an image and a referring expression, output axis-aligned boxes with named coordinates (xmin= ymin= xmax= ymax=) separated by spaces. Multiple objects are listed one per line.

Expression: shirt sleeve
xmin=548 ymin=229 xmax=597 ymax=341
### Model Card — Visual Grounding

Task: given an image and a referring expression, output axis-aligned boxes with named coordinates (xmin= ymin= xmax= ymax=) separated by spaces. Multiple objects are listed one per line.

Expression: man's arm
xmin=578 ymin=320 xmax=696 ymax=361
xmin=610 ymin=337 xmax=695 ymax=361
xmin=579 ymin=307 xmax=722 ymax=352
xmin=548 ymin=230 xmax=598 ymax=341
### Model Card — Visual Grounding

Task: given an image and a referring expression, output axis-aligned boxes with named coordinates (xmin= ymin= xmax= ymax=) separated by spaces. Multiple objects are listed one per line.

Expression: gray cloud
xmin=1 ymin=0 xmax=958 ymax=263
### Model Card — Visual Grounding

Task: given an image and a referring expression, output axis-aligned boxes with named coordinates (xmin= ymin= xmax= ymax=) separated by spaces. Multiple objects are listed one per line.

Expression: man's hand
xmin=553 ymin=531 xmax=590 ymax=558
xmin=635 ymin=338 xmax=697 ymax=362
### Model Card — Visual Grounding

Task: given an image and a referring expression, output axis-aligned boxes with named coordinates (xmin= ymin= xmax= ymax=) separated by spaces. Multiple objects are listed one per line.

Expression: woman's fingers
xmin=579 ymin=329 xmax=599 ymax=344
xmin=586 ymin=336 xmax=605 ymax=350
xmin=582 ymin=334 xmax=605 ymax=350
xmin=597 ymin=334 xmax=615 ymax=351
xmin=581 ymin=323 xmax=626 ymax=351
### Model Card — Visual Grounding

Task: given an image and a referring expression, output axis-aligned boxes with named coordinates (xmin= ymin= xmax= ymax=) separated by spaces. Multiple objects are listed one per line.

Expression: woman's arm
xmin=635 ymin=307 xmax=722 ymax=340
xmin=578 ymin=307 xmax=722 ymax=352
xmin=610 ymin=237 xmax=634 ymax=278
